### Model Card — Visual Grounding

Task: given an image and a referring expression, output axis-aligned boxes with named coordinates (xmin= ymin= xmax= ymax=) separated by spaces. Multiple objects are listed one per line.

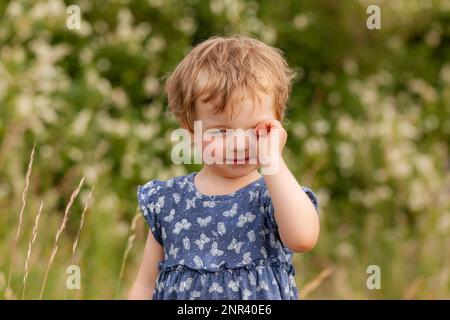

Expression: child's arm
xmin=255 ymin=120 xmax=320 ymax=253
xmin=128 ymin=232 xmax=163 ymax=299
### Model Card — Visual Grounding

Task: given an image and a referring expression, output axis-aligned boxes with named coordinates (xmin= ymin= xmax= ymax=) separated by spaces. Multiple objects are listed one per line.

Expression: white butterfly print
xmin=166 ymin=179 xmax=174 ymax=187
xmin=182 ymin=236 xmax=190 ymax=250
xmin=272 ymin=279 xmax=278 ymax=286
xmin=169 ymin=244 xmax=179 ymax=259
xmin=259 ymin=228 xmax=270 ymax=238
xmin=248 ymin=190 xmax=260 ymax=203
xmin=260 ymin=246 xmax=268 ymax=258
xmin=164 ymin=275 xmax=171 ymax=286
xmin=172 ymin=193 xmax=180 ymax=204
xmin=202 ymin=200 xmax=216 ymax=208
xmin=247 ymin=230 xmax=256 ymax=242
xmin=269 ymin=233 xmax=281 ymax=249
xmin=177 ymin=179 xmax=189 ymax=189
xmin=210 ymin=241 xmax=224 ymax=256
xmin=197 ymin=216 xmax=212 ymax=227
xmin=194 ymin=232 xmax=211 ymax=250
xmin=178 ymin=259 xmax=185 ymax=264
xmin=189 ymin=290 xmax=201 ymax=300
xmin=242 ymin=289 xmax=252 ymax=300
xmin=161 ymin=227 xmax=167 ymax=240
xmin=217 ymin=222 xmax=226 ymax=236
xmin=200 ymin=273 xmax=207 ymax=286
xmin=168 ymin=285 xmax=176 ymax=294
xmin=236 ymin=212 xmax=256 ymax=227
xmin=156 ymin=280 xmax=164 ymax=291
xmin=248 ymin=272 xmax=256 ymax=286
xmin=179 ymin=277 xmax=193 ymax=292
xmin=142 ymin=180 xmax=155 ymax=189
xmin=173 ymin=218 xmax=191 ymax=234
xmin=256 ymin=280 xmax=269 ymax=292
xmin=241 ymin=252 xmax=252 ymax=265
xmin=163 ymin=209 xmax=175 ymax=222
xmin=185 ymin=197 xmax=196 ymax=210
xmin=227 ymin=237 xmax=244 ymax=254
xmin=193 ymin=255 xmax=203 ymax=269
xmin=208 ymin=282 xmax=223 ymax=293
xmin=223 ymin=203 xmax=238 ymax=217
xmin=210 ymin=261 xmax=226 ymax=268
xmin=259 ymin=205 xmax=269 ymax=214
xmin=256 ymin=265 xmax=264 ymax=275
xmin=228 ymin=280 xmax=240 ymax=292
xmin=149 ymin=196 xmax=165 ymax=214
xmin=146 ymin=187 xmax=158 ymax=197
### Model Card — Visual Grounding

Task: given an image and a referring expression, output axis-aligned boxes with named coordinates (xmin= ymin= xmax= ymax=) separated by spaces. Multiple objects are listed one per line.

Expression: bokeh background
xmin=1 ymin=0 xmax=449 ymax=299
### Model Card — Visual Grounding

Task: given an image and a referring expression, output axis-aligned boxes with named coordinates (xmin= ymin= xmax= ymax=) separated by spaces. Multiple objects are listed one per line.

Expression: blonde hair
xmin=165 ymin=34 xmax=296 ymax=132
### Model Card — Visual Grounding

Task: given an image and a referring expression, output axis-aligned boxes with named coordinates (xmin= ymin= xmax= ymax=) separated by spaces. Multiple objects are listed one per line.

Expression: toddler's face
xmin=193 ymin=93 xmax=276 ymax=178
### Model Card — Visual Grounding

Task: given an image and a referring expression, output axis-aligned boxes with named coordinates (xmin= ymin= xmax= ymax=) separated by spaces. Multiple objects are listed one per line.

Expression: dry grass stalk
xmin=116 ymin=210 xmax=141 ymax=299
xmin=299 ymin=267 xmax=334 ymax=299
xmin=72 ymin=186 xmax=94 ymax=258
xmin=39 ymin=176 xmax=85 ymax=300
xmin=403 ymin=276 xmax=423 ymax=300
xmin=64 ymin=185 xmax=94 ymax=300
xmin=6 ymin=141 xmax=36 ymax=297
xmin=21 ymin=201 xmax=43 ymax=299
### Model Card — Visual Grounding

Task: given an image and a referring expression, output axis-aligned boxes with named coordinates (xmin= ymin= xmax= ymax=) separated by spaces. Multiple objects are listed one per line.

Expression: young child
xmin=129 ymin=35 xmax=320 ymax=300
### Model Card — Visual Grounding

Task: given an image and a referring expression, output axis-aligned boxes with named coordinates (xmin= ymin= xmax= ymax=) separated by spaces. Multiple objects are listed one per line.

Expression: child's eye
xmin=211 ymin=129 xmax=229 ymax=136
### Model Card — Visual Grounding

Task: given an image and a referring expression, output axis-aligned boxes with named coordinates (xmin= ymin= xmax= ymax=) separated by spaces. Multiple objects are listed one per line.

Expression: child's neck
xmin=194 ymin=167 xmax=262 ymax=196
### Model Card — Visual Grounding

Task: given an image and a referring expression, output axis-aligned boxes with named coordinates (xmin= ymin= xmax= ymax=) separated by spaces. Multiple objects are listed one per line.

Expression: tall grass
xmin=21 ymin=201 xmax=43 ymax=299
xmin=116 ymin=211 xmax=141 ymax=299
xmin=6 ymin=142 xmax=36 ymax=299
xmin=1 ymin=142 xmax=142 ymax=300
xmin=64 ymin=186 xmax=94 ymax=299
xmin=39 ymin=177 xmax=85 ymax=299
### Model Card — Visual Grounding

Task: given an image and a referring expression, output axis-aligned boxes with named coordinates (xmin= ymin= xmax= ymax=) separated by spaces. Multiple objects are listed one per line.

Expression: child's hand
xmin=254 ymin=120 xmax=287 ymax=175
xmin=254 ymin=119 xmax=287 ymax=155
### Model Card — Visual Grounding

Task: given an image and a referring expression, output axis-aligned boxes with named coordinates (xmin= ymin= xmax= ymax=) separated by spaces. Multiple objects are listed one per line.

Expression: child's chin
xmin=211 ymin=163 xmax=260 ymax=177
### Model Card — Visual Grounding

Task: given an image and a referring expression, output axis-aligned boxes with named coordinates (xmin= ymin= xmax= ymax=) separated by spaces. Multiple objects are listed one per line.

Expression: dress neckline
xmin=189 ymin=171 xmax=264 ymax=201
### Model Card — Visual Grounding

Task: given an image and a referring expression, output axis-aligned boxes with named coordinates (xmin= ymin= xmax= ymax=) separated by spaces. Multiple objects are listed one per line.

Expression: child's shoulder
xmin=137 ymin=172 xmax=193 ymax=202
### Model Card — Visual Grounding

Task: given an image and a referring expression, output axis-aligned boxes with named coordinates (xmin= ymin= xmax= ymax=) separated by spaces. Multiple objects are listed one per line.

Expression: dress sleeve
xmin=137 ymin=180 xmax=164 ymax=246
xmin=262 ymin=185 xmax=320 ymax=233
xmin=301 ymin=186 xmax=319 ymax=213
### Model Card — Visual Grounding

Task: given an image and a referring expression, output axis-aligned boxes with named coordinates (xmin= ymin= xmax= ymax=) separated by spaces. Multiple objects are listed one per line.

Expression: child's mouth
xmin=225 ymin=157 xmax=255 ymax=164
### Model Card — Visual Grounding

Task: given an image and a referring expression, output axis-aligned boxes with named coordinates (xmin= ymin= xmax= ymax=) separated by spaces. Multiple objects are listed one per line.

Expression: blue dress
xmin=137 ymin=172 xmax=319 ymax=300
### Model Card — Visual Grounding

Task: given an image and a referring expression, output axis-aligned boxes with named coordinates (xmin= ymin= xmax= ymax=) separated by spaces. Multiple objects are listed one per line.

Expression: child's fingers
xmin=253 ymin=122 xmax=266 ymax=137
xmin=269 ymin=120 xmax=283 ymax=130
xmin=254 ymin=120 xmax=282 ymax=136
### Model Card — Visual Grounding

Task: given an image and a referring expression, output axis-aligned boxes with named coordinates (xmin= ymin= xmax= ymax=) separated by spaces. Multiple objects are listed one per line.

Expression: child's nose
xmin=233 ymin=131 xmax=247 ymax=151
xmin=225 ymin=129 xmax=253 ymax=153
